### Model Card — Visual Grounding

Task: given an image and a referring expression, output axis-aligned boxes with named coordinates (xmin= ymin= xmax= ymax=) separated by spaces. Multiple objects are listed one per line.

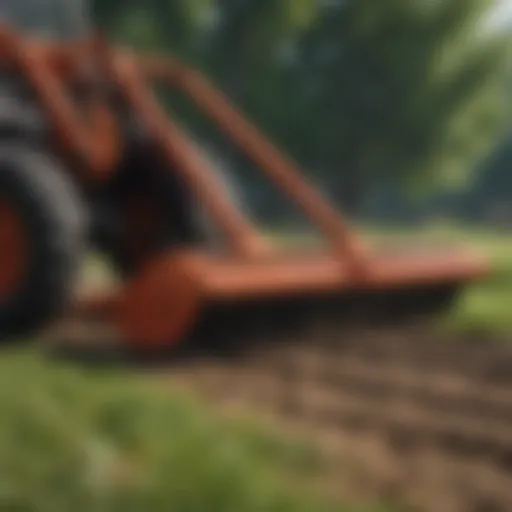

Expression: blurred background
xmin=93 ymin=0 xmax=511 ymax=227
xmin=2 ymin=3 xmax=512 ymax=512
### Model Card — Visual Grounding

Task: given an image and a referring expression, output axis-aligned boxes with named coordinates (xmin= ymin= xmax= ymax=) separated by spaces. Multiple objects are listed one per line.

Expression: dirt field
xmin=42 ymin=231 xmax=512 ymax=511
xmin=46 ymin=318 xmax=512 ymax=512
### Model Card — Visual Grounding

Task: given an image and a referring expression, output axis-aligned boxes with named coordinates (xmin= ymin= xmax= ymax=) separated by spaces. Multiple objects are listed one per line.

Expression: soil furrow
xmin=47 ymin=320 xmax=512 ymax=511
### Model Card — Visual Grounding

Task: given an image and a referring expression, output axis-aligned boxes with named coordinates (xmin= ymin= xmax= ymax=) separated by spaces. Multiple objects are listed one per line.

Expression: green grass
xmin=431 ymin=227 xmax=512 ymax=335
xmin=366 ymin=224 xmax=512 ymax=335
xmin=0 ymin=352 xmax=400 ymax=512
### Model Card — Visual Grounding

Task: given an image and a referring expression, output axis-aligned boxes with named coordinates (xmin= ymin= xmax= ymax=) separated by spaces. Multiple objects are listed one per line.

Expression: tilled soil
xmin=47 ymin=321 xmax=512 ymax=512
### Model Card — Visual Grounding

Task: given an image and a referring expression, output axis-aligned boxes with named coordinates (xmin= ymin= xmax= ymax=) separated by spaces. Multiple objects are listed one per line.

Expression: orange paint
xmin=116 ymin=253 xmax=202 ymax=348
xmin=0 ymin=29 xmax=121 ymax=181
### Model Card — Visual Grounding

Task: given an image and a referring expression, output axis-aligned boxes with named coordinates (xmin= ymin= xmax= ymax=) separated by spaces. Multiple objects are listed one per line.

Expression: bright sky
xmin=490 ymin=0 xmax=512 ymax=28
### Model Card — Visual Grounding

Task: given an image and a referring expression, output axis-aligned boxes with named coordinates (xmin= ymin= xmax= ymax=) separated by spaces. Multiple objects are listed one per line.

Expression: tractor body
xmin=0 ymin=1 xmax=489 ymax=350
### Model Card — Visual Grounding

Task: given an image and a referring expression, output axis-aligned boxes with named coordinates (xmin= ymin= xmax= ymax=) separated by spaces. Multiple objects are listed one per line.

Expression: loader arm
xmin=108 ymin=51 xmax=369 ymax=274
xmin=108 ymin=53 xmax=269 ymax=260
xmin=0 ymin=24 xmax=369 ymax=270
xmin=0 ymin=28 xmax=120 ymax=178
xmin=0 ymin=29 xmax=272 ymax=259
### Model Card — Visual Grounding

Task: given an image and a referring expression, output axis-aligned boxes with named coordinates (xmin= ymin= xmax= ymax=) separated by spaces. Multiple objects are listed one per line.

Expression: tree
xmin=92 ymin=0 xmax=213 ymax=58
xmin=294 ymin=0 xmax=510 ymax=214
xmin=92 ymin=0 xmax=510 ymax=220
xmin=455 ymin=129 xmax=512 ymax=221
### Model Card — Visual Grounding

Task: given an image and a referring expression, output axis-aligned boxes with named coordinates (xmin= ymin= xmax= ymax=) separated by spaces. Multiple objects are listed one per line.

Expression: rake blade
xmin=177 ymin=281 xmax=459 ymax=355
xmin=113 ymin=247 xmax=486 ymax=353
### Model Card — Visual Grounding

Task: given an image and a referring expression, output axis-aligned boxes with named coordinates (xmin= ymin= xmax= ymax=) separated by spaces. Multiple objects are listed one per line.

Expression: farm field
xmin=12 ymin=225 xmax=512 ymax=512
xmin=149 ymin=226 xmax=512 ymax=512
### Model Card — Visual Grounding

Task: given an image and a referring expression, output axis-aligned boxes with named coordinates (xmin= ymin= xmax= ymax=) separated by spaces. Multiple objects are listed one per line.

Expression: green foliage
xmin=0 ymin=353 xmax=391 ymax=511
xmin=297 ymin=1 xmax=509 ymax=201
xmin=93 ymin=0 xmax=212 ymax=58
xmin=444 ymin=228 xmax=512 ymax=334
xmin=92 ymin=0 xmax=510 ymax=216
xmin=455 ymin=133 xmax=512 ymax=219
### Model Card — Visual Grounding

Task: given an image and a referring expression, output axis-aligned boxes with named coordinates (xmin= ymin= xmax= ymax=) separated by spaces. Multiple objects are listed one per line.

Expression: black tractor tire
xmin=0 ymin=144 xmax=87 ymax=339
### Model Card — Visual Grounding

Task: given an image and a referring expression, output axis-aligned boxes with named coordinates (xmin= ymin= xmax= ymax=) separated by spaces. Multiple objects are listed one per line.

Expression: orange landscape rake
xmin=106 ymin=51 xmax=490 ymax=349
xmin=0 ymin=22 xmax=489 ymax=351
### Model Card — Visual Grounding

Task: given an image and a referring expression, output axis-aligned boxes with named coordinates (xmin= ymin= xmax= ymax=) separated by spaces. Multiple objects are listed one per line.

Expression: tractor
xmin=0 ymin=0 xmax=488 ymax=350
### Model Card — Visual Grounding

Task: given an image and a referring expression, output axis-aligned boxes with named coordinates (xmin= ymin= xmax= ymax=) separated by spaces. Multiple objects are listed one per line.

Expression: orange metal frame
xmin=0 ymin=27 xmax=490 ymax=348
xmin=0 ymin=28 xmax=366 ymax=267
